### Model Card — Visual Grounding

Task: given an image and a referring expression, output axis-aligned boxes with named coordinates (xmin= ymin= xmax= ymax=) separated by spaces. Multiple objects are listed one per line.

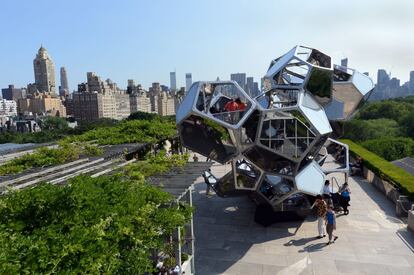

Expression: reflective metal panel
xmin=234 ymin=159 xmax=262 ymax=189
xmin=295 ymin=161 xmax=325 ymax=195
xmin=259 ymin=174 xmax=294 ymax=201
xmin=305 ymin=68 xmax=333 ymax=106
xmin=176 ymin=82 xmax=199 ymax=123
xmin=244 ymin=146 xmax=295 ymax=175
xmin=299 ymin=92 xmax=332 ymax=135
xmin=179 ymin=115 xmax=237 ymax=163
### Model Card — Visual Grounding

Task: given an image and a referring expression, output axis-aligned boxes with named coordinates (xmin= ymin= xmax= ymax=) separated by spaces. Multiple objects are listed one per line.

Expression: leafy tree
xmin=361 ymin=137 xmax=414 ymax=161
xmin=400 ymin=110 xmax=414 ymax=138
xmin=128 ymin=111 xmax=159 ymax=121
xmin=343 ymin=118 xmax=402 ymax=142
xmin=357 ymin=100 xmax=413 ymax=122
xmin=40 ymin=117 xmax=69 ymax=131
xmin=0 ymin=154 xmax=191 ymax=274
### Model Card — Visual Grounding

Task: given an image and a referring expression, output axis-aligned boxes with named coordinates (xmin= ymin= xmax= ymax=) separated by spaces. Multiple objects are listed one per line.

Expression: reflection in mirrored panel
xmin=215 ymin=171 xmax=253 ymax=197
xmin=297 ymin=46 xmax=331 ymax=68
xmin=259 ymin=174 xmax=294 ymax=201
xmin=256 ymin=88 xmax=299 ymax=109
xmin=259 ymin=117 xmax=315 ymax=160
xmin=233 ymin=110 xmax=261 ymax=149
xmin=234 ymin=159 xmax=261 ymax=189
xmin=305 ymin=68 xmax=333 ymax=106
xmin=176 ymin=82 xmax=199 ymax=123
xmin=295 ymin=161 xmax=325 ymax=195
xmin=280 ymin=192 xmax=311 ymax=211
xmin=333 ymin=65 xmax=352 ymax=81
xmin=298 ymin=134 xmax=329 ymax=172
xmin=299 ymin=93 xmax=332 ymax=135
xmin=273 ymin=58 xmax=309 ymax=86
xmin=179 ymin=115 xmax=237 ymax=163
xmin=331 ymin=83 xmax=363 ymax=120
xmin=244 ymin=146 xmax=295 ymax=175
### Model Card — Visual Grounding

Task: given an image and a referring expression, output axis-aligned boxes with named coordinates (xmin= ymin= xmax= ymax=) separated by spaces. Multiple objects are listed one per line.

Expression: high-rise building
xmin=157 ymin=92 xmax=176 ymax=116
xmin=59 ymin=67 xmax=69 ymax=97
xmin=253 ymin=82 xmax=259 ymax=96
xmin=2 ymin=85 xmax=24 ymax=101
xmin=410 ymin=71 xmax=414 ymax=89
xmin=185 ymin=73 xmax=192 ymax=92
xmin=231 ymin=73 xmax=246 ymax=91
xmin=72 ymin=72 xmax=130 ymax=121
xmin=246 ymin=77 xmax=254 ymax=95
xmin=341 ymin=58 xmax=348 ymax=67
xmin=33 ymin=46 xmax=56 ymax=95
xmin=377 ymin=69 xmax=390 ymax=86
xmin=170 ymin=72 xmax=177 ymax=91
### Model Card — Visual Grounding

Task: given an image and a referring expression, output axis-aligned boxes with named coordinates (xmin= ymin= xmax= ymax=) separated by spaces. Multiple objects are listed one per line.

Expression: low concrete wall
xmin=363 ymin=167 xmax=402 ymax=204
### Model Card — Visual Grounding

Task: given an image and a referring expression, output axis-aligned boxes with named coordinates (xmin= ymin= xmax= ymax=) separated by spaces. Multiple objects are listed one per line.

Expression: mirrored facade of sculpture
xmin=176 ymin=45 xmax=373 ymax=210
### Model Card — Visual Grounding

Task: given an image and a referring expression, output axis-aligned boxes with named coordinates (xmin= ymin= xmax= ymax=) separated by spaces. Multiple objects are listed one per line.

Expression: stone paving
xmin=192 ymin=158 xmax=414 ymax=275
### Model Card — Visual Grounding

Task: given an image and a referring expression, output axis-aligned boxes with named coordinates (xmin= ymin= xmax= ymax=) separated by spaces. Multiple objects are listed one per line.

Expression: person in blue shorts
xmin=325 ymin=204 xmax=338 ymax=245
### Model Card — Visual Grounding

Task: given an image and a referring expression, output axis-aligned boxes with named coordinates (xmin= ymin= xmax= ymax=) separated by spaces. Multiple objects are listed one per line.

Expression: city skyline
xmin=1 ymin=0 xmax=414 ymax=90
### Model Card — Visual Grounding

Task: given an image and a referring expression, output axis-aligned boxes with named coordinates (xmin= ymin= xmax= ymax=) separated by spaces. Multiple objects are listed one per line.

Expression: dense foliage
xmin=343 ymin=97 xmax=414 ymax=161
xmin=341 ymin=139 xmax=414 ymax=199
xmin=65 ymin=119 xmax=177 ymax=145
xmin=0 ymin=154 xmax=192 ymax=273
xmin=0 ymin=142 xmax=101 ymax=176
xmin=0 ymin=118 xmax=118 ymax=144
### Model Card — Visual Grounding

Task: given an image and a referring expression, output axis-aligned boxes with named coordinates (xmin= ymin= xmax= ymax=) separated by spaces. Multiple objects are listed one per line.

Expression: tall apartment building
xmin=18 ymin=93 xmax=66 ymax=117
xmin=72 ymin=72 xmax=130 ymax=121
xmin=231 ymin=73 xmax=246 ymax=91
xmin=149 ymin=82 xmax=161 ymax=113
xmin=129 ymin=83 xmax=152 ymax=113
xmin=170 ymin=72 xmax=177 ymax=91
xmin=246 ymin=77 xmax=254 ymax=96
xmin=59 ymin=67 xmax=69 ymax=97
xmin=1 ymin=85 xmax=24 ymax=101
xmin=33 ymin=46 xmax=56 ymax=95
xmin=157 ymin=92 xmax=176 ymax=116
xmin=185 ymin=73 xmax=192 ymax=92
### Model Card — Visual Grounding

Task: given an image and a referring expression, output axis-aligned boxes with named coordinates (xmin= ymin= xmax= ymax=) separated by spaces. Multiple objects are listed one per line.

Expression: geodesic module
xmin=176 ymin=45 xmax=374 ymax=210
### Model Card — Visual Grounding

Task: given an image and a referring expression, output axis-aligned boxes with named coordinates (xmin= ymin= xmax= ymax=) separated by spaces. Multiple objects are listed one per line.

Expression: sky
xmin=1 ymin=0 xmax=413 ymax=91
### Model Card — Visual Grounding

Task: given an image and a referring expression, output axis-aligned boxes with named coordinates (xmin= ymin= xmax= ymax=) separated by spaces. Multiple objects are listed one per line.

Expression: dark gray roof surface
xmin=391 ymin=157 xmax=414 ymax=176
xmin=148 ymin=162 xmax=213 ymax=198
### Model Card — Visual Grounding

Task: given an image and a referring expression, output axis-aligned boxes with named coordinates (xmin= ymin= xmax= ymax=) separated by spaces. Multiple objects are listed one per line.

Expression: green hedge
xmin=340 ymin=139 xmax=414 ymax=199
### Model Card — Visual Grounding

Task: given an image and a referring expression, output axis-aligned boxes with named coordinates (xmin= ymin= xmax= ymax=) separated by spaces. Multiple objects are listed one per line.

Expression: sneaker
xmin=326 ymin=241 xmax=331 ymax=245
xmin=323 ymin=235 xmax=326 ymax=237
xmin=317 ymin=236 xmax=323 ymax=239
xmin=334 ymin=236 xmax=338 ymax=242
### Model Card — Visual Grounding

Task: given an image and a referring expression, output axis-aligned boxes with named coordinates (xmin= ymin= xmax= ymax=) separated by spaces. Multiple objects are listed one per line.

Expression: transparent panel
xmin=256 ymin=88 xmax=299 ymax=109
xmin=259 ymin=174 xmax=294 ymax=201
xmin=244 ymin=146 xmax=296 ymax=175
xmin=305 ymin=68 xmax=333 ymax=106
xmin=295 ymin=161 xmax=325 ymax=195
xmin=259 ymin=117 xmax=315 ymax=160
xmin=179 ymin=115 xmax=237 ymax=163
xmin=207 ymin=82 xmax=253 ymax=126
xmin=235 ymin=159 xmax=261 ymax=189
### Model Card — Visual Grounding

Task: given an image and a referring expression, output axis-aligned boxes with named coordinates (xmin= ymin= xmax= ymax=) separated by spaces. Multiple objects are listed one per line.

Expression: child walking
xmin=325 ymin=205 xmax=338 ymax=245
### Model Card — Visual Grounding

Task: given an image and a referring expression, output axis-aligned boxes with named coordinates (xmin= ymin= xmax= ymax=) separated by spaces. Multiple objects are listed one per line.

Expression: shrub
xmin=343 ymin=118 xmax=402 ymax=141
xmin=340 ymin=139 xmax=414 ymax=199
xmin=361 ymin=137 xmax=414 ymax=161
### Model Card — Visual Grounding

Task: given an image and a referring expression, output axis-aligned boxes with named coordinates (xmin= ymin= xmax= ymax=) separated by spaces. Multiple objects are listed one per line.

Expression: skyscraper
xmin=170 ymin=72 xmax=177 ymax=91
xmin=230 ymin=73 xmax=246 ymax=91
xmin=246 ymin=77 xmax=254 ymax=96
xmin=33 ymin=45 xmax=56 ymax=95
xmin=410 ymin=71 xmax=414 ymax=89
xmin=59 ymin=67 xmax=69 ymax=97
xmin=341 ymin=58 xmax=348 ymax=67
xmin=185 ymin=73 xmax=192 ymax=92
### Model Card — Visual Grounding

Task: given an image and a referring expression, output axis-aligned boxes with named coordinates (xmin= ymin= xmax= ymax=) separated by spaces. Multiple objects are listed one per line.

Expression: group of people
xmin=312 ymin=180 xmax=352 ymax=245
xmin=224 ymin=98 xmax=247 ymax=112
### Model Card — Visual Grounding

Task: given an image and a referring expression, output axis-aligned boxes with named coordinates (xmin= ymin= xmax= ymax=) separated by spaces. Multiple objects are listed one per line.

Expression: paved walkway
xmin=192 ymin=159 xmax=414 ymax=275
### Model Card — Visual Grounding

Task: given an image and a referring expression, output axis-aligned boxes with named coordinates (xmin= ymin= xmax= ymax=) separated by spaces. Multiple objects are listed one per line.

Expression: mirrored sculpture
xmin=176 ymin=45 xmax=373 ymax=210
